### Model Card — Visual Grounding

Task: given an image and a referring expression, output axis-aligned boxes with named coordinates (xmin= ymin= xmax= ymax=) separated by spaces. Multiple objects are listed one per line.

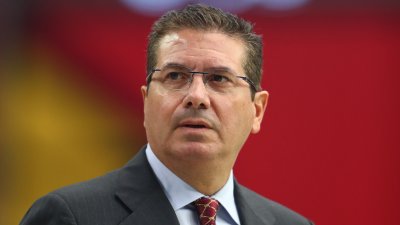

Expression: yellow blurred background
xmin=1 ymin=40 xmax=146 ymax=224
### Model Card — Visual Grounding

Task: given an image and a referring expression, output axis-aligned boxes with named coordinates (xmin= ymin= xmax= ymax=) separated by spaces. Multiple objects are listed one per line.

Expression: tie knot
xmin=194 ymin=196 xmax=220 ymax=225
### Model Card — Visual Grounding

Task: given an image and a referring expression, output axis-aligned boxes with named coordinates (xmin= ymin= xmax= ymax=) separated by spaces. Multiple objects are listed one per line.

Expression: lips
xmin=178 ymin=119 xmax=211 ymax=129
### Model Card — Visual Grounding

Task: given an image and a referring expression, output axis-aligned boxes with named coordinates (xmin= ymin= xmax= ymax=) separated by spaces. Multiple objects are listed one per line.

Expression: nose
xmin=182 ymin=74 xmax=210 ymax=109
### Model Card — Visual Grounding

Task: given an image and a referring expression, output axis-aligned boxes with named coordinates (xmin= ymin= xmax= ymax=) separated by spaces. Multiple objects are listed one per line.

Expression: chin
xmin=171 ymin=141 xmax=219 ymax=160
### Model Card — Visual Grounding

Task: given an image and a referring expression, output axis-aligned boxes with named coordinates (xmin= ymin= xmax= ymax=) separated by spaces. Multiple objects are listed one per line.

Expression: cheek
xmin=214 ymin=101 xmax=234 ymax=128
xmin=145 ymin=94 xmax=181 ymax=128
xmin=219 ymin=100 xmax=254 ymax=133
xmin=144 ymin=99 xmax=172 ymax=146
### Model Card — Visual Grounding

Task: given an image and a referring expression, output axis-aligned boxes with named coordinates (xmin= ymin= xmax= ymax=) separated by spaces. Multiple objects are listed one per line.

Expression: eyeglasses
xmin=146 ymin=66 xmax=258 ymax=94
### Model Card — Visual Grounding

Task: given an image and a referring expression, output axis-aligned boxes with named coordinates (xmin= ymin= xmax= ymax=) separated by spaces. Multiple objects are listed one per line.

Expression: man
xmin=21 ymin=4 xmax=313 ymax=225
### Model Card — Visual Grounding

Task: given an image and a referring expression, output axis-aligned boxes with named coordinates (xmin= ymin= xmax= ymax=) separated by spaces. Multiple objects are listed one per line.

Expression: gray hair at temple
xmin=146 ymin=4 xmax=263 ymax=97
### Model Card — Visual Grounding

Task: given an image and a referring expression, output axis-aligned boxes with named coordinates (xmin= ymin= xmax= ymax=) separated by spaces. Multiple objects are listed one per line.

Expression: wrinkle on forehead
xmin=157 ymin=30 xmax=245 ymax=74
xmin=159 ymin=30 xmax=219 ymax=50
xmin=159 ymin=33 xmax=185 ymax=49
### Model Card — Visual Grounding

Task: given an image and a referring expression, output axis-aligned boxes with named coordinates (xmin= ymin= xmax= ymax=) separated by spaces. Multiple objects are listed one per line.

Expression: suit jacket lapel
xmin=234 ymin=181 xmax=276 ymax=225
xmin=114 ymin=147 xmax=276 ymax=225
xmin=115 ymin=147 xmax=180 ymax=225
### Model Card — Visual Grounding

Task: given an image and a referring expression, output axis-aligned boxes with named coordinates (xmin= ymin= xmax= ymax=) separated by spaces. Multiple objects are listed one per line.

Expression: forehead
xmin=157 ymin=29 xmax=246 ymax=73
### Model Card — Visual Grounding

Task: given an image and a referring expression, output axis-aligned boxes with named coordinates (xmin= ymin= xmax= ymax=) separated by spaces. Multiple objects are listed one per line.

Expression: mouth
xmin=182 ymin=124 xmax=207 ymax=129
xmin=178 ymin=119 xmax=211 ymax=129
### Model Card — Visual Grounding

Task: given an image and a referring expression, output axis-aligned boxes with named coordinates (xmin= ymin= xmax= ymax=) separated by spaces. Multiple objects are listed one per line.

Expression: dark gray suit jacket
xmin=20 ymin=147 xmax=313 ymax=225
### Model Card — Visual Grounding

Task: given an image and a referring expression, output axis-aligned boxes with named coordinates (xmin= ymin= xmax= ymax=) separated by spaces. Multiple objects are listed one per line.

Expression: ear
xmin=141 ymin=85 xmax=148 ymax=101
xmin=141 ymin=85 xmax=148 ymax=128
xmin=251 ymin=90 xmax=269 ymax=134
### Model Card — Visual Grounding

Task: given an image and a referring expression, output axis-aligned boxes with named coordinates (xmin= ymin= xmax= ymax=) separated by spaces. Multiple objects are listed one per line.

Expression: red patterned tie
xmin=194 ymin=196 xmax=220 ymax=225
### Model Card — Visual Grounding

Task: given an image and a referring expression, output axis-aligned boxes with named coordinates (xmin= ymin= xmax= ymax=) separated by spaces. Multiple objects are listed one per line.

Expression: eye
xmin=208 ymin=74 xmax=230 ymax=83
xmin=166 ymin=71 xmax=184 ymax=80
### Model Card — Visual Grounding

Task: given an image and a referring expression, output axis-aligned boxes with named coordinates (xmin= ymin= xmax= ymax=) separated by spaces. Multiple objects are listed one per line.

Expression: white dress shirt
xmin=145 ymin=145 xmax=241 ymax=225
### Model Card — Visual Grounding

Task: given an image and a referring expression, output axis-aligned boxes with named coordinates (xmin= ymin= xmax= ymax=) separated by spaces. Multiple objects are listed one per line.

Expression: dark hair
xmin=147 ymin=4 xmax=263 ymax=95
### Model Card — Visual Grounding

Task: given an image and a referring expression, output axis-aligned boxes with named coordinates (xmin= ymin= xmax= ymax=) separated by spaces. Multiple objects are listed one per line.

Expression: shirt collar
xmin=145 ymin=144 xmax=240 ymax=224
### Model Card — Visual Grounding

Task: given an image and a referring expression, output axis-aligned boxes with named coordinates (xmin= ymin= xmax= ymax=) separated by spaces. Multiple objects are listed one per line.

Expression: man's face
xmin=142 ymin=29 xmax=268 ymax=168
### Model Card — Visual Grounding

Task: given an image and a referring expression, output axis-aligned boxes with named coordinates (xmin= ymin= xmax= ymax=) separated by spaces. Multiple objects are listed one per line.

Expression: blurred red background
xmin=1 ymin=1 xmax=399 ymax=225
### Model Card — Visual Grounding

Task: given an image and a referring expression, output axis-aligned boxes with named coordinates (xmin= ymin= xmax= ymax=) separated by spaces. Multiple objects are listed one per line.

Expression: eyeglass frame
xmin=146 ymin=68 xmax=259 ymax=93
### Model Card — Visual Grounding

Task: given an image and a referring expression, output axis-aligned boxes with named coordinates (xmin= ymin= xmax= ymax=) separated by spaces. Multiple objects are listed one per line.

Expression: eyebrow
xmin=160 ymin=63 xmax=235 ymax=74
xmin=160 ymin=63 xmax=191 ymax=71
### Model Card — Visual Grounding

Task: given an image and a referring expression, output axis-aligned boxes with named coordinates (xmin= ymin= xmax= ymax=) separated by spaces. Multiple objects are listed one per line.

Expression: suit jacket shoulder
xmin=20 ymin=168 xmax=129 ymax=225
xmin=20 ymin=148 xmax=179 ymax=225
xmin=235 ymin=182 xmax=314 ymax=225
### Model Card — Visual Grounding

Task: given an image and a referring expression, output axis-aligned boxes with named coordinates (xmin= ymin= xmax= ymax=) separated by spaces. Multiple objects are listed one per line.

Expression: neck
xmin=166 ymin=158 xmax=233 ymax=195
xmin=148 ymin=144 xmax=239 ymax=195
xmin=183 ymin=166 xmax=231 ymax=196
